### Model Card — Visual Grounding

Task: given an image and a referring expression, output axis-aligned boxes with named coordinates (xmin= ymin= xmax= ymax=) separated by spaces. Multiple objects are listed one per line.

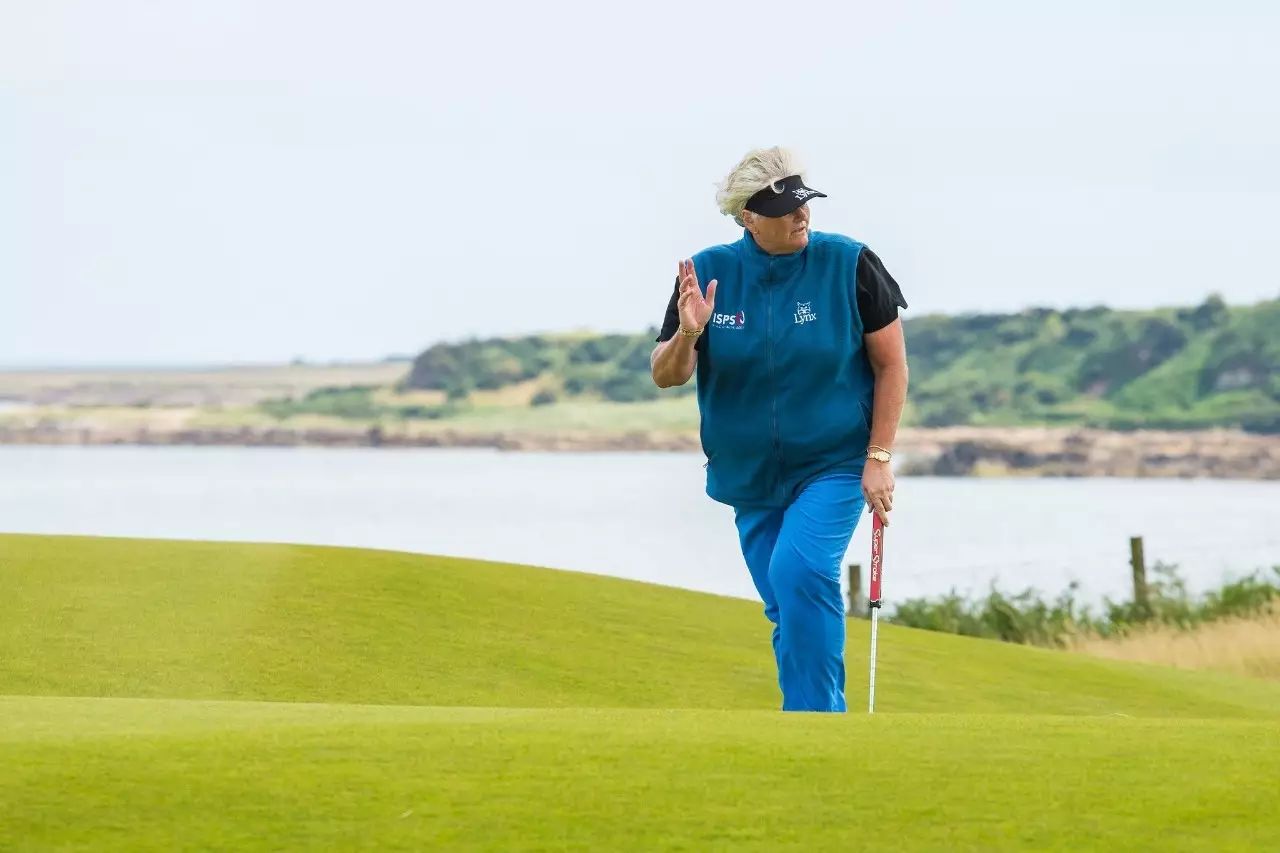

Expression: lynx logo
xmin=792 ymin=187 xmax=818 ymax=200
xmin=712 ymin=311 xmax=746 ymax=330
xmin=794 ymin=301 xmax=817 ymax=324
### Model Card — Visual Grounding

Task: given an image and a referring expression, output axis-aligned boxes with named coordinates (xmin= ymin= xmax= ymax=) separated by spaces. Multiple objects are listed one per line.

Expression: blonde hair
xmin=715 ymin=146 xmax=805 ymax=226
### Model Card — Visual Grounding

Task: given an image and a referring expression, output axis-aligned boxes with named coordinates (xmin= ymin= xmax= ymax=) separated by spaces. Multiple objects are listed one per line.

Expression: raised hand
xmin=677 ymin=259 xmax=718 ymax=333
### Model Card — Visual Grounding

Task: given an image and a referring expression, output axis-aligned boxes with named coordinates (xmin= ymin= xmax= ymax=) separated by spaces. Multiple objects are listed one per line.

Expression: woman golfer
xmin=651 ymin=146 xmax=909 ymax=713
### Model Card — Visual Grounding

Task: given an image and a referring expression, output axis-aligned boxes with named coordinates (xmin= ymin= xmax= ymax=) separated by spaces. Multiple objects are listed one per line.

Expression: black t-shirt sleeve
xmin=656 ymin=277 xmax=705 ymax=351
xmin=856 ymin=248 xmax=908 ymax=334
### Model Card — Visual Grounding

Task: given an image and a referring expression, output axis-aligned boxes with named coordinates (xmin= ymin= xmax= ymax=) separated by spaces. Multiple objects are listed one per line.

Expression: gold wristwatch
xmin=867 ymin=446 xmax=893 ymax=463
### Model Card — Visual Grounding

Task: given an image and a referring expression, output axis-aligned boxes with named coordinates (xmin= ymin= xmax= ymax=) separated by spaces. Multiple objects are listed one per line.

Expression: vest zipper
xmin=765 ymin=265 xmax=782 ymax=501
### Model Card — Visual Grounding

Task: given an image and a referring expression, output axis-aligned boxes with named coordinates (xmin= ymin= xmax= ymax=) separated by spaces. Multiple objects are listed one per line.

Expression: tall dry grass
xmin=1072 ymin=608 xmax=1280 ymax=680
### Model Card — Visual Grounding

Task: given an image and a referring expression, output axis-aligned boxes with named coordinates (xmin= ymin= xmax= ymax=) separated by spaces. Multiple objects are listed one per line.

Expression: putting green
xmin=2 ymin=533 xmax=1278 ymax=850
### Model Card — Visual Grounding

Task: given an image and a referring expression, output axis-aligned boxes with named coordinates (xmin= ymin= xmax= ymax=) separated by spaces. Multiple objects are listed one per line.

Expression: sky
xmin=2 ymin=1 xmax=1278 ymax=366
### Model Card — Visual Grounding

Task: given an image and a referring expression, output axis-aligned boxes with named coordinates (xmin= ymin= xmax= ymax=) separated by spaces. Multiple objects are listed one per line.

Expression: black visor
xmin=743 ymin=174 xmax=827 ymax=217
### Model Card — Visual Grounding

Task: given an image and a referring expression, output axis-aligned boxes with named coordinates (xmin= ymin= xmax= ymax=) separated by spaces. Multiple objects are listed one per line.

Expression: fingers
xmin=871 ymin=497 xmax=890 ymax=526
xmin=863 ymin=489 xmax=893 ymax=526
xmin=678 ymin=258 xmax=699 ymax=289
xmin=705 ymin=279 xmax=717 ymax=311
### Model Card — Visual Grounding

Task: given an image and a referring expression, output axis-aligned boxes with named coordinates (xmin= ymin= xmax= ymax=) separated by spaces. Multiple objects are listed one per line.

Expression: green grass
xmin=2 ymin=533 xmax=1279 ymax=850
xmin=431 ymin=395 xmax=700 ymax=433
xmin=189 ymin=394 xmax=701 ymax=436
xmin=5 ymin=700 xmax=1280 ymax=851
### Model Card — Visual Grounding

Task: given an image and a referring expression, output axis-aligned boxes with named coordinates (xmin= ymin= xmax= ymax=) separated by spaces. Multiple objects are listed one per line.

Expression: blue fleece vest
xmin=693 ymin=229 xmax=874 ymax=508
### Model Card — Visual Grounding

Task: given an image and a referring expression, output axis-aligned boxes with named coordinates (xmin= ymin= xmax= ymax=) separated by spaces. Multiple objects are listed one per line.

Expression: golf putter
xmin=868 ymin=512 xmax=885 ymax=714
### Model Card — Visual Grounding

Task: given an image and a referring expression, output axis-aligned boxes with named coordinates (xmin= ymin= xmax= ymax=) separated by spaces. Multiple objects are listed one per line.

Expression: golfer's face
xmin=759 ymin=204 xmax=810 ymax=252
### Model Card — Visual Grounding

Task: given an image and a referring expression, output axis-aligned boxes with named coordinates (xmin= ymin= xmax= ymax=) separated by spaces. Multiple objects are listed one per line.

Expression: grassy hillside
xmin=384 ymin=296 xmax=1280 ymax=433
xmin=4 ymin=533 xmax=1280 ymax=716
xmin=4 ymin=533 xmax=1280 ymax=850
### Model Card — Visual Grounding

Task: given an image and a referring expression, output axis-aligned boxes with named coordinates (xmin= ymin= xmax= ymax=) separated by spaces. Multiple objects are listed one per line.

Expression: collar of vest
xmin=738 ymin=229 xmax=809 ymax=278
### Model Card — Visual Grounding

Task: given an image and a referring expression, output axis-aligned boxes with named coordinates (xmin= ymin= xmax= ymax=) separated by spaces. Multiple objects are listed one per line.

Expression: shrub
xmin=888 ymin=562 xmax=1280 ymax=648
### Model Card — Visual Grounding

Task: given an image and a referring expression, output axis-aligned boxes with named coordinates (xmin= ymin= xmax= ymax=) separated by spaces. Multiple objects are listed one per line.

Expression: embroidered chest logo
xmin=712 ymin=310 xmax=746 ymax=330
xmin=793 ymin=301 xmax=817 ymax=325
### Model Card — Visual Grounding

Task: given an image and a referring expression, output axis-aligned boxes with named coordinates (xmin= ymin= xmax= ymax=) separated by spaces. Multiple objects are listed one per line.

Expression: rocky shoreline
xmin=893 ymin=426 xmax=1280 ymax=480
xmin=2 ymin=421 xmax=1276 ymax=480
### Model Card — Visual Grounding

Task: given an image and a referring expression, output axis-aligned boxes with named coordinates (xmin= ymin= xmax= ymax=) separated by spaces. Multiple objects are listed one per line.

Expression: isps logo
xmin=711 ymin=311 xmax=746 ymax=330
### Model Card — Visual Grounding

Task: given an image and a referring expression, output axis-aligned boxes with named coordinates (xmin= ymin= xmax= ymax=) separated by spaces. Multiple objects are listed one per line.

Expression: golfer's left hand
xmin=863 ymin=461 xmax=895 ymax=526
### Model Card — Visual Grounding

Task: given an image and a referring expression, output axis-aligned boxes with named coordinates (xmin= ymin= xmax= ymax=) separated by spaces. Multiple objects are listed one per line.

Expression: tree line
xmin=390 ymin=295 xmax=1279 ymax=433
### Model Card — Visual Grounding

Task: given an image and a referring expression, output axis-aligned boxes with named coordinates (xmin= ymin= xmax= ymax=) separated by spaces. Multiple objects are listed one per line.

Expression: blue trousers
xmin=734 ymin=473 xmax=864 ymax=712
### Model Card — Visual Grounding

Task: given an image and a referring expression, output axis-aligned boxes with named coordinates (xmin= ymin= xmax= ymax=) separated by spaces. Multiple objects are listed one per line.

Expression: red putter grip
xmin=869 ymin=514 xmax=885 ymax=608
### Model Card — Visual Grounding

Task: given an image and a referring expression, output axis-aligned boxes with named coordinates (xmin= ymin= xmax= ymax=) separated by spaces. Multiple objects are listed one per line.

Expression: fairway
xmin=2 ymin=533 xmax=1279 ymax=850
